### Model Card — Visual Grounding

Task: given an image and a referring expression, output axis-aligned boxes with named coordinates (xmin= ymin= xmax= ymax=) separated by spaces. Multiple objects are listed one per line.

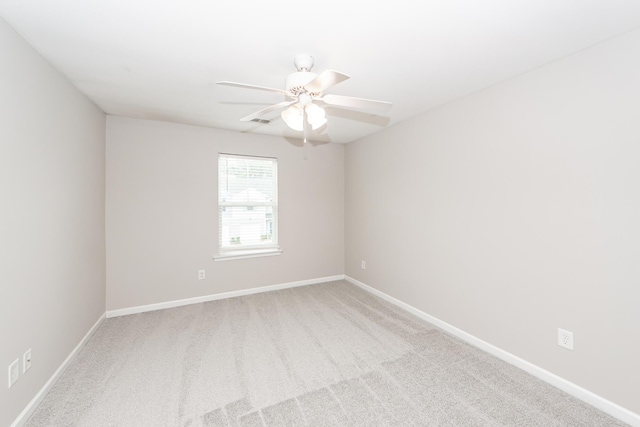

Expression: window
xmin=215 ymin=153 xmax=281 ymax=260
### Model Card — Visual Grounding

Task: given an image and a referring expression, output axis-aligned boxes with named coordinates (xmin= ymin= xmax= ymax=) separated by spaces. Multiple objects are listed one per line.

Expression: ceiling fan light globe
xmin=305 ymin=103 xmax=327 ymax=130
xmin=281 ymin=105 xmax=304 ymax=131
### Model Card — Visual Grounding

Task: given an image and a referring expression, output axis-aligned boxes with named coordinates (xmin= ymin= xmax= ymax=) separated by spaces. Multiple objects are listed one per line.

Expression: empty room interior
xmin=1 ymin=1 xmax=640 ymax=426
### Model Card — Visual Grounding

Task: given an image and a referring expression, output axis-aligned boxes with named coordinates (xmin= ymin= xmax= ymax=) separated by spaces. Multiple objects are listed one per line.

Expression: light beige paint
xmin=346 ymin=28 xmax=640 ymax=415
xmin=0 ymin=17 xmax=106 ymax=426
xmin=4 ymin=5 xmax=638 ymax=423
xmin=106 ymin=117 xmax=344 ymax=311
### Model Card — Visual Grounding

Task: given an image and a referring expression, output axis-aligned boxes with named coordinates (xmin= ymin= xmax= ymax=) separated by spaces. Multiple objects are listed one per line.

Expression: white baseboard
xmin=11 ymin=313 xmax=106 ymax=427
xmin=15 ymin=276 xmax=637 ymax=426
xmin=12 ymin=275 xmax=345 ymax=425
xmin=106 ymin=275 xmax=346 ymax=318
xmin=344 ymin=276 xmax=640 ymax=427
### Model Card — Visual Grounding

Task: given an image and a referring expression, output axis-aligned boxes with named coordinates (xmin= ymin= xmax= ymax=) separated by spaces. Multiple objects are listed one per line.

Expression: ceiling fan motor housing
xmin=285 ymin=71 xmax=319 ymax=96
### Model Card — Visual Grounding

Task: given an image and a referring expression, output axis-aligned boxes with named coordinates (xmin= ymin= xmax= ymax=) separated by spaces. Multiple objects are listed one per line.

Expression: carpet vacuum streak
xmin=25 ymin=280 xmax=628 ymax=426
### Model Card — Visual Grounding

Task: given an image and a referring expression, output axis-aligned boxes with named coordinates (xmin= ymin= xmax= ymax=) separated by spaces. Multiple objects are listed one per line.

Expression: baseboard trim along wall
xmin=344 ymin=276 xmax=640 ymax=427
xmin=105 ymin=275 xmax=346 ymax=318
xmin=11 ymin=313 xmax=106 ymax=427
xmin=14 ymin=276 xmax=638 ymax=427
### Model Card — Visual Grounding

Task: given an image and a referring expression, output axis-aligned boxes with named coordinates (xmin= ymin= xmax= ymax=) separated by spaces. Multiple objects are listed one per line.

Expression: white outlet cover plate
xmin=8 ymin=359 xmax=19 ymax=387
xmin=23 ymin=349 xmax=32 ymax=373
xmin=558 ymin=328 xmax=574 ymax=350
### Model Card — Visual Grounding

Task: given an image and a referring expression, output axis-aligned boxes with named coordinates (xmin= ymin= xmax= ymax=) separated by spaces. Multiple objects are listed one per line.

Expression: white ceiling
xmin=2 ymin=1 xmax=640 ymax=144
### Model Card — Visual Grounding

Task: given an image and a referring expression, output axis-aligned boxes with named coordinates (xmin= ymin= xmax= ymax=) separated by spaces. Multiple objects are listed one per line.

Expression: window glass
xmin=218 ymin=154 xmax=278 ymax=255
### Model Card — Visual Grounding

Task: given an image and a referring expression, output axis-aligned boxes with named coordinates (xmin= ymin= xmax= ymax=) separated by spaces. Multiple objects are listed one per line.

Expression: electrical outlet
xmin=198 ymin=270 xmax=205 ymax=280
xmin=23 ymin=349 xmax=32 ymax=373
xmin=361 ymin=260 xmax=366 ymax=270
xmin=8 ymin=359 xmax=19 ymax=388
xmin=558 ymin=328 xmax=574 ymax=350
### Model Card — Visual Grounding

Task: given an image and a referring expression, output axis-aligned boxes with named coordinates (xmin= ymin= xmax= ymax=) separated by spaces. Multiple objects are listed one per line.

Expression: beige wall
xmin=106 ymin=116 xmax=344 ymax=311
xmin=4 ymin=5 xmax=638 ymax=422
xmin=346 ymin=29 xmax=640 ymax=414
xmin=0 ymin=17 xmax=106 ymax=426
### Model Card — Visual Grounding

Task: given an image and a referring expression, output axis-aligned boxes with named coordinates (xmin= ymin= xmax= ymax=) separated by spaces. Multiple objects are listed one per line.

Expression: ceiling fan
xmin=217 ymin=54 xmax=391 ymax=142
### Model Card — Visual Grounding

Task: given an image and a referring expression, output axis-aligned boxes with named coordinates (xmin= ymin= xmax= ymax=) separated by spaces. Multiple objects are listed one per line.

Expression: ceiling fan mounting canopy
xmin=294 ymin=54 xmax=314 ymax=72
xmin=217 ymin=54 xmax=391 ymax=140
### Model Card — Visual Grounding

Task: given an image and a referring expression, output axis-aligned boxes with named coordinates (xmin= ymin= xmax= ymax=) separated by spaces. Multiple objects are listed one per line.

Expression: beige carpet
xmin=26 ymin=280 xmax=627 ymax=426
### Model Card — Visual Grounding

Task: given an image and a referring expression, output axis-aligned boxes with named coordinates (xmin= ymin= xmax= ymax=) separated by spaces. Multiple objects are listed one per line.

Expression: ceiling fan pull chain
xmin=303 ymin=107 xmax=308 ymax=144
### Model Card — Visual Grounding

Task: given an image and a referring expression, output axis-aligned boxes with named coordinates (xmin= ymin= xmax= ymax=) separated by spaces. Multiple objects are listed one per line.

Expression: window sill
xmin=213 ymin=248 xmax=283 ymax=262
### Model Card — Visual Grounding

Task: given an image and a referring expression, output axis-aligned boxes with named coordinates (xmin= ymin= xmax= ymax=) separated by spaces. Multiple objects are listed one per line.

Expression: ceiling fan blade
xmin=217 ymin=81 xmax=289 ymax=95
xmin=240 ymin=100 xmax=296 ymax=122
xmin=321 ymin=94 xmax=392 ymax=112
xmin=304 ymin=70 xmax=350 ymax=93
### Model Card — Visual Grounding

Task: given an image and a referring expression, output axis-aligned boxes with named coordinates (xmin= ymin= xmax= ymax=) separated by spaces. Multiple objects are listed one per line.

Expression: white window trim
xmin=216 ymin=153 xmax=280 ymax=261
xmin=213 ymin=247 xmax=283 ymax=262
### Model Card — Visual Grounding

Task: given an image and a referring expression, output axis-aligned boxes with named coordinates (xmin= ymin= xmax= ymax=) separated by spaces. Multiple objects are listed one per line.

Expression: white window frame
xmin=214 ymin=153 xmax=282 ymax=261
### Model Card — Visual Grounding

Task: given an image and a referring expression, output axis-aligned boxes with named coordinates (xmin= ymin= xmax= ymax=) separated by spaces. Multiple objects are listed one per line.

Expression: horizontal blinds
xmin=219 ymin=154 xmax=278 ymax=250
